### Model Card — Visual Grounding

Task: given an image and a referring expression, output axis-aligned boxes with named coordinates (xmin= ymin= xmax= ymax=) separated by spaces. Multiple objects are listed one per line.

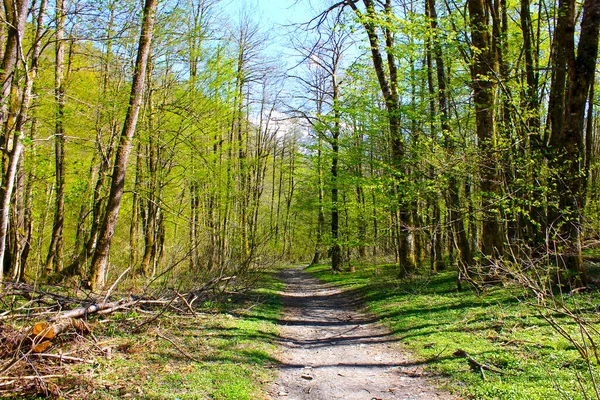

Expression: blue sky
xmin=221 ymin=0 xmax=316 ymax=28
xmin=218 ymin=0 xmax=322 ymax=66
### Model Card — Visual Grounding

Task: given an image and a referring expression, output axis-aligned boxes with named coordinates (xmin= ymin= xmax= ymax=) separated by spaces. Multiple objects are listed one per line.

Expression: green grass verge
xmin=306 ymin=263 xmax=600 ymax=400
xmin=64 ymin=271 xmax=283 ymax=400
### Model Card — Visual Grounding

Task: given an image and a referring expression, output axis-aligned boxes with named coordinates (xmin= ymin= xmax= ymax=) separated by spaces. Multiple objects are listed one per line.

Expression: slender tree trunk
xmin=520 ymin=0 xmax=544 ymax=245
xmin=17 ymin=113 xmax=37 ymax=281
xmin=283 ymin=141 xmax=296 ymax=260
xmin=348 ymin=0 xmax=412 ymax=275
xmin=129 ymin=141 xmax=142 ymax=270
xmin=10 ymin=155 xmax=24 ymax=280
xmin=0 ymin=0 xmax=34 ymax=281
xmin=331 ymin=132 xmax=341 ymax=271
xmin=140 ymin=54 xmax=158 ymax=278
xmin=45 ymin=0 xmax=66 ymax=274
xmin=65 ymin=3 xmax=122 ymax=277
xmin=311 ymin=137 xmax=325 ymax=265
xmin=90 ymin=0 xmax=158 ymax=290
xmin=370 ymin=138 xmax=378 ymax=258
xmin=355 ymin=128 xmax=367 ymax=259
xmin=11 ymin=0 xmax=47 ymax=281
xmin=0 ymin=0 xmax=29 ymax=130
xmin=427 ymin=0 xmax=472 ymax=274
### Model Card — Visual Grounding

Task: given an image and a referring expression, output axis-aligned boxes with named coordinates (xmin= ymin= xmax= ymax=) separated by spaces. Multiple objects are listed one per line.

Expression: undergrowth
xmin=306 ymin=263 xmax=600 ymax=400
xmin=1 ymin=270 xmax=283 ymax=399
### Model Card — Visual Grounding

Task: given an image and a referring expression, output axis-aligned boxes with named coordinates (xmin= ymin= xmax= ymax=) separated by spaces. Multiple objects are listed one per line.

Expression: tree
xmin=45 ymin=0 xmax=67 ymax=274
xmin=290 ymin=13 xmax=352 ymax=271
xmin=426 ymin=0 xmax=472 ymax=281
xmin=547 ymin=0 xmax=600 ymax=285
xmin=344 ymin=0 xmax=413 ymax=275
xmin=89 ymin=0 xmax=158 ymax=290
xmin=0 ymin=0 xmax=32 ymax=281
xmin=467 ymin=0 xmax=504 ymax=263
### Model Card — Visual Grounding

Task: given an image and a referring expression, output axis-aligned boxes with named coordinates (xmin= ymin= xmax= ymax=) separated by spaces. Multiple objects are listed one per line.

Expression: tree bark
xmin=311 ymin=137 xmax=325 ymax=266
xmin=467 ymin=0 xmax=504 ymax=262
xmin=45 ymin=0 xmax=66 ymax=274
xmin=348 ymin=0 xmax=412 ymax=275
xmin=427 ymin=0 xmax=472 ymax=276
xmin=89 ymin=0 xmax=158 ymax=290
xmin=548 ymin=0 xmax=600 ymax=285
xmin=0 ymin=0 xmax=29 ymax=131
xmin=0 ymin=0 xmax=32 ymax=281
xmin=331 ymin=123 xmax=341 ymax=272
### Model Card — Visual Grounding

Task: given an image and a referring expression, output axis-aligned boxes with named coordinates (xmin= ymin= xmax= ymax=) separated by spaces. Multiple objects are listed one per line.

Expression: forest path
xmin=268 ymin=266 xmax=457 ymax=400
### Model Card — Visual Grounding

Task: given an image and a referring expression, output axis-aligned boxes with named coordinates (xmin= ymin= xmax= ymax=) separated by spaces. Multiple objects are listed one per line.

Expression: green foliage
xmin=307 ymin=263 xmax=600 ymax=400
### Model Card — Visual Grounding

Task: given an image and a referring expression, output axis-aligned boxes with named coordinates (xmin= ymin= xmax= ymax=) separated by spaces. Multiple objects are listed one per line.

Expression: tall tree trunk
xmin=130 ymin=141 xmax=142 ymax=270
xmin=0 ymin=0 xmax=29 ymax=130
xmin=10 ymin=154 xmax=24 ymax=280
xmin=520 ymin=0 xmax=544 ymax=245
xmin=330 ymin=61 xmax=342 ymax=271
xmin=45 ymin=0 xmax=66 ymax=274
xmin=65 ymin=3 xmax=122 ymax=277
xmin=89 ymin=0 xmax=158 ymax=290
xmin=548 ymin=0 xmax=600 ymax=285
xmin=428 ymin=0 xmax=472 ymax=275
xmin=348 ymin=0 xmax=412 ymax=275
xmin=10 ymin=0 xmax=47 ymax=281
xmin=355 ymin=127 xmax=367 ymax=260
xmin=467 ymin=0 xmax=504 ymax=263
xmin=140 ymin=54 xmax=158 ymax=278
xmin=331 ymin=128 xmax=341 ymax=272
xmin=311 ymin=137 xmax=325 ymax=266
xmin=0 ymin=0 xmax=33 ymax=281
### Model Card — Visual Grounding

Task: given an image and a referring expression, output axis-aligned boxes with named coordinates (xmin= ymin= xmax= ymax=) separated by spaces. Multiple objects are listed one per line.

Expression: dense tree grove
xmin=0 ymin=0 xmax=598 ymax=291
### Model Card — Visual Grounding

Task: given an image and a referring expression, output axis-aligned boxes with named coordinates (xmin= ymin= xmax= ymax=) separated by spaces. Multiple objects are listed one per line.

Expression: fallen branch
xmin=103 ymin=267 xmax=131 ymax=302
xmin=96 ymin=300 xmax=139 ymax=315
xmin=175 ymin=291 xmax=197 ymax=317
xmin=156 ymin=332 xmax=200 ymax=363
xmin=31 ymin=353 xmax=93 ymax=364
xmin=0 ymin=374 xmax=65 ymax=380
xmin=28 ymin=300 xmax=133 ymax=353
xmin=453 ymin=349 xmax=505 ymax=380
xmin=133 ymin=296 xmax=177 ymax=333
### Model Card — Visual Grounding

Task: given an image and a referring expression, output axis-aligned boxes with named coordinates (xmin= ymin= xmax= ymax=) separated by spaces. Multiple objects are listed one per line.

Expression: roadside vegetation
xmin=0 ymin=271 xmax=283 ymax=399
xmin=307 ymin=263 xmax=600 ymax=400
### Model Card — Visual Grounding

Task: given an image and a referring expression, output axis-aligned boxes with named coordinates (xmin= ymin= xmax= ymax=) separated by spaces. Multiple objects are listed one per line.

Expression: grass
xmin=306 ymin=263 xmax=600 ymax=400
xmin=6 ymin=270 xmax=283 ymax=400
xmin=91 ymin=272 xmax=282 ymax=400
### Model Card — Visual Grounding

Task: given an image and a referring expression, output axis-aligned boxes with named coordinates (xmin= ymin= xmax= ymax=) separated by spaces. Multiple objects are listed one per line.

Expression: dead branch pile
xmin=0 ymin=275 xmax=237 ymax=398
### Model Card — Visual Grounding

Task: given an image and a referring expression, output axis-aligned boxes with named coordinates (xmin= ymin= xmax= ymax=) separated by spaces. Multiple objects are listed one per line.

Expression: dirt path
xmin=269 ymin=267 xmax=457 ymax=400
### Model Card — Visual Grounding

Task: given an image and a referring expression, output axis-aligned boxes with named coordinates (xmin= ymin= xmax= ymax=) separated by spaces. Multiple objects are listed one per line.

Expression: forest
xmin=0 ymin=0 xmax=599 ymax=398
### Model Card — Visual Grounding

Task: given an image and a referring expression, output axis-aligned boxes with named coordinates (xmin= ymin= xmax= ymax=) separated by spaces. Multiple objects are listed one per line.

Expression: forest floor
xmin=269 ymin=266 xmax=456 ymax=399
xmin=0 ymin=272 xmax=284 ymax=399
xmin=304 ymin=263 xmax=600 ymax=400
xmin=4 ymin=263 xmax=599 ymax=399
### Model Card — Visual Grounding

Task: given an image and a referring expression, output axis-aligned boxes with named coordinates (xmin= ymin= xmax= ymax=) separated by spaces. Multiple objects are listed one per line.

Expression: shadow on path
xmin=268 ymin=266 xmax=457 ymax=400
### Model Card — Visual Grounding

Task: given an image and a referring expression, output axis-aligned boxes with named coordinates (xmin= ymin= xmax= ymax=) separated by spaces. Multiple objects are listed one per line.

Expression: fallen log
xmin=29 ymin=300 xmax=130 ymax=353
xmin=49 ymin=300 xmax=126 ymax=321
xmin=30 ymin=318 xmax=89 ymax=353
